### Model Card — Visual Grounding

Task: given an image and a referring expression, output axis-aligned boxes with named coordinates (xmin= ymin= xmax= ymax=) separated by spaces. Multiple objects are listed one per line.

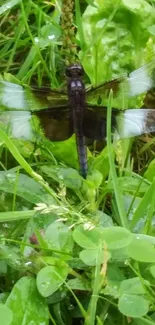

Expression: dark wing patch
xmin=33 ymin=107 xmax=73 ymax=141
xmin=83 ymin=107 xmax=118 ymax=140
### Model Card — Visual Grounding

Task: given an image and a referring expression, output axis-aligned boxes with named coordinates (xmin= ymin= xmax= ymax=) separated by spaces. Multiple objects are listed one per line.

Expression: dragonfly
xmin=0 ymin=61 xmax=155 ymax=178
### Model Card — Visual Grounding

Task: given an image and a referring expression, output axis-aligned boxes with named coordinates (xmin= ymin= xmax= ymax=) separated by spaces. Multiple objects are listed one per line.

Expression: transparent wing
xmin=115 ymin=109 xmax=155 ymax=139
xmin=0 ymin=111 xmax=33 ymax=140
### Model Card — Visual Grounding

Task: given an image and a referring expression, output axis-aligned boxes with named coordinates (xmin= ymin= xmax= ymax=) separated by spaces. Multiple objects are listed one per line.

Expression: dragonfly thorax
xmin=69 ymin=79 xmax=85 ymax=93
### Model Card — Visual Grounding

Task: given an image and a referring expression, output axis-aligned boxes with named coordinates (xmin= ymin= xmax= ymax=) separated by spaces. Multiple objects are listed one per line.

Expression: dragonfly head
xmin=66 ymin=64 xmax=84 ymax=78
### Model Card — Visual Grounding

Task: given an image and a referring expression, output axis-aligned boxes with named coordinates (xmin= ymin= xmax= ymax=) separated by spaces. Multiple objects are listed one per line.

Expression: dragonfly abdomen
xmin=76 ymin=134 xmax=87 ymax=179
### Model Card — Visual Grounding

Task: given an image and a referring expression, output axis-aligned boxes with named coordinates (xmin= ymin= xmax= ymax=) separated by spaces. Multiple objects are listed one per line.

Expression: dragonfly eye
xmin=66 ymin=64 xmax=84 ymax=78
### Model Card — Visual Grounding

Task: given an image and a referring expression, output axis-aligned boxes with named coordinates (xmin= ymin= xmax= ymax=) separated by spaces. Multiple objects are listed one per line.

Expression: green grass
xmin=0 ymin=0 xmax=155 ymax=324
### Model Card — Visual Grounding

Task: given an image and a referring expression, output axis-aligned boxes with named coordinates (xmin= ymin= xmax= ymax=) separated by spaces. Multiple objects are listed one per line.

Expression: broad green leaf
xmin=0 ymin=245 xmax=25 ymax=271
xmin=68 ymin=257 xmax=88 ymax=270
xmin=127 ymin=236 xmax=155 ymax=262
xmin=41 ymin=165 xmax=83 ymax=190
xmin=46 ymin=136 xmax=79 ymax=170
xmin=110 ymin=246 xmax=130 ymax=261
xmin=87 ymin=210 xmax=113 ymax=227
xmin=96 ymin=211 xmax=114 ymax=227
xmin=0 ymin=171 xmax=53 ymax=204
xmin=0 ymin=304 xmax=13 ymax=325
xmin=73 ymin=225 xmax=133 ymax=250
xmin=118 ymin=294 xmax=149 ymax=317
xmin=37 ymin=262 xmax=69 ymax=297
xmin=67 ymin=278 xmax=91 ymax=291
xmin=119 ymin=277 xmax=146 ymax=296
xmin=45 ymin=221 xmax=74 ymax=252
xmin=84 ymin=169 xmax=103 ymax=189
xmin=101 ymin=227 xmax=133 ymax=250
xmin=42 ymin=255 xmax=72 ymax=266
xmin=79 ymin=248 xmax=111 ymax=266
xmin=6 ymin=277 xmax=49 ymax=325
xmin=103 ymin=265 xmax=125 ymax=298
xmin=122 ymin=0 xmax=152 ymax=12
xmin=80 ymin=0 xmax=154 ymax=100
xmin=73 ymin=224 xmax=103 ymax=249
xmin=108 ymin=177 xmax=149 ymax=194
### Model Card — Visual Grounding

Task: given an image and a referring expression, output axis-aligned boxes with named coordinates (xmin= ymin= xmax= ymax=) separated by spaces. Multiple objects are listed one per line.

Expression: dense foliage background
xmin=0 ymin=0 xmax=155 ymax=324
